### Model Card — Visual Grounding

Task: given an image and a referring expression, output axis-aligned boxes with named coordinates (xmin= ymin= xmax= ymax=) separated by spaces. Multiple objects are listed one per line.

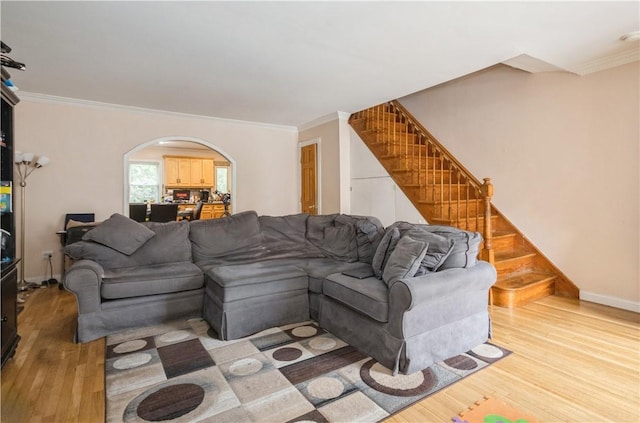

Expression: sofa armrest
xmin=63 ymin=260 xmax=105 ymax=314
xmin=388 ymin=261 xmax=496 ymax=338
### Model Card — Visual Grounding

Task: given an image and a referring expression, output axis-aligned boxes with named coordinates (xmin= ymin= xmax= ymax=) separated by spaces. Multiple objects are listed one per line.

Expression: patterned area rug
xmin=105 ymin=319 xmax=511 ymax=422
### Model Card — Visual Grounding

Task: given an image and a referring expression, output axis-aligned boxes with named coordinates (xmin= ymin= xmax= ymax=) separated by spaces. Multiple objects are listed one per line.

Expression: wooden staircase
xmin=349 ymin=101 xmax=579 ymax=307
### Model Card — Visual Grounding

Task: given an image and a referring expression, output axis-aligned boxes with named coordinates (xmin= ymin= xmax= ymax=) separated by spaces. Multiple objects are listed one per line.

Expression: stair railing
xmin=350 ymin=101 xmax=494 ymax=264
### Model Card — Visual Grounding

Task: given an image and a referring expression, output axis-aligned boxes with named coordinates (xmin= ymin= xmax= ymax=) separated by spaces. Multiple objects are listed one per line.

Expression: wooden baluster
xmin=455 ymin=169 xmax=461 ymax=227
xmin=464 ymin=180 xmax=470 ymax=230
xmin=447 ymin=163 xmax=453 ymax=220
xmin=431 ymin=142 xmax=436 ymax=202
xmin=480 ymin=178 xmax=494 ymax=264
xmin=439 ymin=149 xmax=444 ymax=218
xmin=417 ymin=133 xmax=422 ymax=200
xmin=404 ymin=122 xmax=409 ymax=170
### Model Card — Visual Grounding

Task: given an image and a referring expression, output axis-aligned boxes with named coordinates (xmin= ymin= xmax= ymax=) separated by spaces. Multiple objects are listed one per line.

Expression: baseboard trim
xmin=25 ymin=273 xmax=63 ymax=288
xmin=580 ymin=291 xmax=640 ymax=313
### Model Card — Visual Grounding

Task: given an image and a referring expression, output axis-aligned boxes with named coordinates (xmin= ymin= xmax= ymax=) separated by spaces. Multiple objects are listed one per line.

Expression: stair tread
xmin=430 ymin=214 xmax=497 ymax=223
xmin=494 ymin=249 xmax=536 ymax=262
xmin=494 ymin=271 xmax=556 ymax=291
xmin=493 ymin=231 xmax=516 ymax=239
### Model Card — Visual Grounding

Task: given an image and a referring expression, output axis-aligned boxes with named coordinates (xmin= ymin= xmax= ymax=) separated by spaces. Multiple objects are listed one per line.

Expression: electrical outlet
xmin=42 ymin=250 xmax=53 ymax=259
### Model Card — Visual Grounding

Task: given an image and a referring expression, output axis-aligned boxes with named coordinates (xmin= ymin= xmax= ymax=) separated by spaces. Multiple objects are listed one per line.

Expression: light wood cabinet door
xmin=190 ymin=159 xmax=203 ymax=186
xmin=188 ymin=159 xmax=214 ymax=187
xmin=165 ymin=157 xmax=181 ymax=186
xmin=165 ymin=157 xmax=192 ymax=186
xmin=177 ymin=159 xmax=191 ymax=186
xmin=201 ymin=159 xmax=214 ymax=187
xmin=200 ymin=205 xmax=215 ymax=220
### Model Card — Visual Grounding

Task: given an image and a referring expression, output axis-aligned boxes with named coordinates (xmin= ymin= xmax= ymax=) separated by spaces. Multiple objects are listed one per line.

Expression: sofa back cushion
xmin=189 ymin=210 xmax=267 ymax=264
xmin=388 ymin=222 xmax=482 ymax=270
xmin=306 ymin=214 xmax=338 ymax=247
xmin=259 ymin=213 xmax=324 ymax=258
xmin=320 ymin=224 xmax=358 ymax=262
xmin=422 ymin=225 xmax=482 ymax=269
xmin=404 ymin=227 xmax=455 ymax=273
xmin=307 ymin=214 xmax=384 ymax=263
xmin=66 ymin=219 xmax=192 ymax=269
xmin=335 ymin=215 xmax=384 ymax=264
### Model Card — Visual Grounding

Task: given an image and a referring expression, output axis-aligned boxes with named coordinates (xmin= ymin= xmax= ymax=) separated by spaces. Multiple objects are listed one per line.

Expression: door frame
xmin=298 ymin=138 xmax=321 ymax=214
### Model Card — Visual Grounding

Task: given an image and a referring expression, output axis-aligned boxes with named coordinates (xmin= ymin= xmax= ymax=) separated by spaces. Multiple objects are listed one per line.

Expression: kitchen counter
xmin=175 ymin=202 xmax=231 ymax=220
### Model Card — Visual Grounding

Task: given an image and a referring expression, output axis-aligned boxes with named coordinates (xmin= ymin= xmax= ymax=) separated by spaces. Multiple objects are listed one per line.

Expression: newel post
xmin=480 ymin=178 xmax=494 ymax=265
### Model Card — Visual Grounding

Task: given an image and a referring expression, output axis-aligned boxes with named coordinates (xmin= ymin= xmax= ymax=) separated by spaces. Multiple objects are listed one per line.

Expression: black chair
xmin=149 ymin=204 xmax=179 ymax=222
xmin=129 ymin=204 xmax=148 ymax=222
xmin=60 ymin=213 xmax=96 ymax=246
xmin=58 ymin=213 xmax=96 ymax=288
xmin=192 ymin=201 xmax=204 ymax=221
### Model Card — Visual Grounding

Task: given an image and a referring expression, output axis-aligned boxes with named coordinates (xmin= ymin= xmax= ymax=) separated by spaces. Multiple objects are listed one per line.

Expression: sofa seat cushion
xmin=323 ymin=273 xmax=389 ymax=323
xmin=101 ymin=262 xmax=203 ymax=300
xmin=205 ymin=262 xmax=308 ymax=303
xmin=299 ymin=259 xmax=375 ymax=293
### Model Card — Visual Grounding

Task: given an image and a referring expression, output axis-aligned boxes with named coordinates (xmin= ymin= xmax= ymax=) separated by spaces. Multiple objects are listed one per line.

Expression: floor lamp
xmin=14 ymin=151 xmax=50 ymax=292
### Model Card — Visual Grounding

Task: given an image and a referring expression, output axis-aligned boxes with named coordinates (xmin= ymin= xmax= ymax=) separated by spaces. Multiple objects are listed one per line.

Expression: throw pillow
xmin=371 ymin=227 xmax=400 ymax=278
xmin=382 ymin=235 xmax=429 ymax=286
xmin=405 ymin=227 xmax=455 ymax=273
xmin=82 ymin=213 xmax=155 ymax=256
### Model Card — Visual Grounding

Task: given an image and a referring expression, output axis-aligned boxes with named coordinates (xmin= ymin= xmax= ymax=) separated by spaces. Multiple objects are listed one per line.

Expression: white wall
xmin=399 ymin=62 xmax=639 ymax=309
xmin=349 ymin=127 xmax=423 ymax=227
xmin=13 ymin=96 xmax=299 ymax=281
xmin=298 ymin=114 xmax=346 ymax=214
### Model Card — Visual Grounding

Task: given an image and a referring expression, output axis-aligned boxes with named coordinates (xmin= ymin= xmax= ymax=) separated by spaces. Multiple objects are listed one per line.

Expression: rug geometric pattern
xmin=105 ymin=319 xmax=510 ymax=423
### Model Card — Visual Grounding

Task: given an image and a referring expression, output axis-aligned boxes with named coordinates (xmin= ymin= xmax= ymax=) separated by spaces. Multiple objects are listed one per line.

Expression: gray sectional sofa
xmin=64 ymin=210 xmax=496 ymax=375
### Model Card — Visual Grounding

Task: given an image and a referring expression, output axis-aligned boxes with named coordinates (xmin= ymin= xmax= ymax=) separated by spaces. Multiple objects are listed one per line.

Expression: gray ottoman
xmin=202 ymin=261 xmax=309 ymax=340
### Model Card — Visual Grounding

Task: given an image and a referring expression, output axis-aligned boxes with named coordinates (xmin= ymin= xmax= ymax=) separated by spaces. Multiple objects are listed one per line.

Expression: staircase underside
xmin=350 ymin=101 xmax=579 ymax=308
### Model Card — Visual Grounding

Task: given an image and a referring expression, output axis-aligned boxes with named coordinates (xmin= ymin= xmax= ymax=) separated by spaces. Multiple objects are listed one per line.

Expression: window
xmin=216 ymin=166 xmax=229 ymax=193
xmin=129 ymin=161 xmax=160 ymax=203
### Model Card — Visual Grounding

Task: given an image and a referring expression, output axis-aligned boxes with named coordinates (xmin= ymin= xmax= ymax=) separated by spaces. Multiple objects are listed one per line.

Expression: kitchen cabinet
xmin=200 ymin=204 xmax=215 ymax=220
xmin=190 ymin=158 xmax=214 ymax=187
xmin=164 ymin=157 xmax=191 ymax=187
xmin=164 ymin=156 xmax=214 ymax=188
xmin=212 ymin=203 xmax=231 ymax=218
xmin=176 ymin=203 xmax=230 ymax=220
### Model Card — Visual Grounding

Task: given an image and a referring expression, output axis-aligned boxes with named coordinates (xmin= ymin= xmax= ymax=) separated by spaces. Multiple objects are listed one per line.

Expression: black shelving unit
xmin=1 ymin=66 xmax=21 ymax=368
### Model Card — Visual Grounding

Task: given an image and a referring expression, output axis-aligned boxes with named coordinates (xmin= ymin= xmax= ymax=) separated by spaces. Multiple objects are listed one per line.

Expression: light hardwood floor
xmin=1 ymin=287 xmax=638 ymax=422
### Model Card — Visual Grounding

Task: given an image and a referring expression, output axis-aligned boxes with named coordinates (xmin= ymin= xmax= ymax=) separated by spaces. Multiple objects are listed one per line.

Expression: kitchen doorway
xmin=123 ymin=137 xmax=236 ymax=216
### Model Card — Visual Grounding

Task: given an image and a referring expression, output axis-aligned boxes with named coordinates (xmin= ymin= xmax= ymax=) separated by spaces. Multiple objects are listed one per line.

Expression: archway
xmin=122 ymin=136 xmax=236 ymax=216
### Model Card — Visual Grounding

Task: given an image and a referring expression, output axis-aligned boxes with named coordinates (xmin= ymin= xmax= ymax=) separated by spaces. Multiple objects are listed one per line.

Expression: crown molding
xmin=17 ymin=92 xmax=299 ymax=133
xmin=298 ymin=111 xmax=350 ymax=132
xmin=571 ymin=46 xmax=640 ymax=76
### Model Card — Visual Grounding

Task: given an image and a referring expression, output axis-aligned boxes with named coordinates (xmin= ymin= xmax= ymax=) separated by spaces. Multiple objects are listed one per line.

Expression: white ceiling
xmin=1 ymin=1 xmax=638 ymax=128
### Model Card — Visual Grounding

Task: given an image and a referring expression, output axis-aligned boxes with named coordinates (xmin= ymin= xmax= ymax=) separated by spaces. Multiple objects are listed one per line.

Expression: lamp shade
xmin=14 ymin=150 xmax=23 ymax=163
xmin=21 ymin=152 xmax=34 ymax=163
xmin=35 ymin=155 xmax=50 ymax=167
